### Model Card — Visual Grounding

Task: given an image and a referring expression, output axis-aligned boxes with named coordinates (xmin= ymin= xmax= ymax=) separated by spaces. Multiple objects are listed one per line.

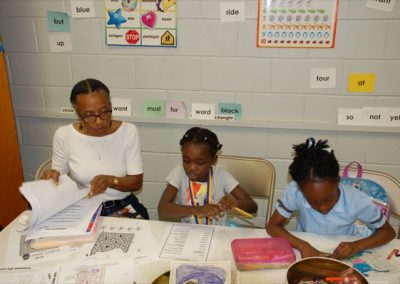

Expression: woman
xmin=43 ymin=78 xmax=149 ymax=219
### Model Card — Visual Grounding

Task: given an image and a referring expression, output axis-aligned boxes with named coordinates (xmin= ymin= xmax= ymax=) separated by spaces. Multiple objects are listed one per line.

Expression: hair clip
xmin=184 ymin=134 xmax=189 ymax=138
xmin=306 ymin=137 xmax=315 ymax=149
xmin=204 ymin=136 xmax=208 ymax=141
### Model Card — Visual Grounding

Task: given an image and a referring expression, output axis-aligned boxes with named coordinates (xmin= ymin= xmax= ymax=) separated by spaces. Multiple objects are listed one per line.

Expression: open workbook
xmin=19 ymin=175 xmax=103 ymax=247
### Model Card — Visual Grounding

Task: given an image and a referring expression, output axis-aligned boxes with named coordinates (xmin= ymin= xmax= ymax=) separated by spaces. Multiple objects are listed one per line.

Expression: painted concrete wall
xmin=1 ymin=0 xmax=399 ymax=231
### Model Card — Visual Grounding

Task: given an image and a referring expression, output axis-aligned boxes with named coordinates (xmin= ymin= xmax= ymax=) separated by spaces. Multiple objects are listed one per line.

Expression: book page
xmin=19 ymin=175 xmax=89 ymax=230
xmin=26 ymin=198 xmax=102 ymax=240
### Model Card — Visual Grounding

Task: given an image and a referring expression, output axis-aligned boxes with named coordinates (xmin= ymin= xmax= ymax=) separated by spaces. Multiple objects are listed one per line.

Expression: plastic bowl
xmin=286 ymin=257 xmax=368 ymax=284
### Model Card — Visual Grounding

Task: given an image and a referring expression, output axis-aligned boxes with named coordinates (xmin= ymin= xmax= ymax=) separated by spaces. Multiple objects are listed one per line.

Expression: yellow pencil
xmin=233 ymin=207 xmax=254 ymax=219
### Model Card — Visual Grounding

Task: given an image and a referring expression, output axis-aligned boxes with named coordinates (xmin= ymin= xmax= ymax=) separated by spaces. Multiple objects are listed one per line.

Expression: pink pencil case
xmin=231 ymin=237 xmax=296 ymax=270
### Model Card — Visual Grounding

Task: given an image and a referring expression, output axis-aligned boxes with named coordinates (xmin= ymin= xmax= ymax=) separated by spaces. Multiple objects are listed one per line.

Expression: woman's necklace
xmin=88 ymin=137 xmax=108 ymax=160
xmin=79 ymin=122 xmax=111 ymax=160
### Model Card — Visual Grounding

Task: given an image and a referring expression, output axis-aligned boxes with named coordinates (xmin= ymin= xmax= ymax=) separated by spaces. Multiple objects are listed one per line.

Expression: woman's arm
xmin=266 ymin=210 xmax=322 ymax=258
xmin=333 ymin=221 xmax=396 ymax=259
xmin=88 ymin=173 xmax=143 ymax=197
xmin=158 ymin=184 xmax=223 ymax=218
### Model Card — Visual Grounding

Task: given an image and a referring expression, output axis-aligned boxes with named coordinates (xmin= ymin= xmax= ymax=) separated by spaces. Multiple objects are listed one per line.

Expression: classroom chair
xmin=35 ymin=159 xmax=52 ymax=180
xmin=158 ymin=156 xmax=276 ymax=226
xmin=340 ymin=165 xmax=400 ymax=239
xmin=218 ymin=155 xmax=276 ymax=223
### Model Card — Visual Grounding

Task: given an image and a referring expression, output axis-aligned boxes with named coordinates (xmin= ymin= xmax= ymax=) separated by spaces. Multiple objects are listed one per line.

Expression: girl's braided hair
xmin=289 ymin=137 xmax=339 ymax=183
xmin=180 ymin=127 xmax=222 ymax=157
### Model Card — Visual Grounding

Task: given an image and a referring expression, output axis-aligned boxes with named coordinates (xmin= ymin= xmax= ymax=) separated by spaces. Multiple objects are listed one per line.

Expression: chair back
xmin=35 ymin=159 xmax=52 ymax=180
xmin=340 ymin=166 xmax=400 ymax=219
xmin=218 ymin=155 xmax=276 ymax=221
xmin=340 ymin=166 xmax=400 ymax=238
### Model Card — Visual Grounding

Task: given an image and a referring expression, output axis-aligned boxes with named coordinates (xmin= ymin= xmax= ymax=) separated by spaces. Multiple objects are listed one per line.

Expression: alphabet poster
xmin=105 ymin=0 xmax=177 ymax=47
xmin=257 ymin=0 xmax=339 ymax=48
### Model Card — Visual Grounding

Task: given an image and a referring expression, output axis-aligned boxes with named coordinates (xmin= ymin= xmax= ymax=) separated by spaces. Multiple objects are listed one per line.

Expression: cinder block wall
xmin=1 ymin=0 xmax=399 ymax=232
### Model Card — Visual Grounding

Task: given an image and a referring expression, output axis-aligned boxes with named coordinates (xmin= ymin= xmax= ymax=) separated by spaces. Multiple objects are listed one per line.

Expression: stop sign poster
xmin=105 ymin=0 xmax=177 ymax=47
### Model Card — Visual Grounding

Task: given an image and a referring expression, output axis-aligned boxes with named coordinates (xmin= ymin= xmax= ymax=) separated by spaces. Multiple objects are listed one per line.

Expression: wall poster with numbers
xmin=105 ymin=0 xmax=177 ymax=47
xmin=257 ymin=0 xmax=339 ymax=48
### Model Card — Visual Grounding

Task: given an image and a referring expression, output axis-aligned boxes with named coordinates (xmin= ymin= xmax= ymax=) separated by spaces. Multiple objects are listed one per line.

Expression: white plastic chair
xmin=34 ymin=159 xmax=52 ymax=180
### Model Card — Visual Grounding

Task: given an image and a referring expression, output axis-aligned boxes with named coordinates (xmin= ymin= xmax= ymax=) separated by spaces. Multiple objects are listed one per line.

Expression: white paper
xmin=337 ymin=108 xmax=364 ymax=125
xmin=80 ymin=218 xmax=159 ymax=264
xmin=5 ymin=228 xmax=74 ymax=265
xmin=19 ymin=175 xmax=89 ymax=231
xmin=70 ymin=0 xmax=95 ymax=18
xmin=362 ymin=107 xmax=390 ymax=126
xmin=52 ymin=256 xmax=147 ymax=284
xmin=0 ymin=266 xmax=45 ymax=284
xmin=26 ymin=198 xmax=102 ymax=240
xmin=49 ymin=33 xmax=72 ymax=52
xmin=366 ymin=0 xmax=396 ymax=12
xmin=388 ymin=108 xmax=400 ymax=126
xmin=310 ymin=67 xmax=337 ymax=89
xmin=220 ymin=2 xmax=245 ymax=22
xmin=111 ymin=98 xmax=132 ymax=117
xmin=191 ymin=103 xmax=215 ymax=120
xmin=159 ymin=224 xmax=214 ymax=261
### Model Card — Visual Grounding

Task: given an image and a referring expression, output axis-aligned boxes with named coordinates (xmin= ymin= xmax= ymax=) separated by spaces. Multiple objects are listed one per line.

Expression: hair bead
xmin=306 ymin=137 xmax=316 ymax=149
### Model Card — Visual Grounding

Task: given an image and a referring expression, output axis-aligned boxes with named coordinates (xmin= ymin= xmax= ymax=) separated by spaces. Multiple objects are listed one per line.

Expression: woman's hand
xmin=218 ymin=194 xmax=238 ymax=211
xmin=88 ymin=175 xmax=112 ymax=197
xmin=196 ymin=204 xmax=224 ymax=219
xmin=41 ymin=169 xmax=60 ymax=184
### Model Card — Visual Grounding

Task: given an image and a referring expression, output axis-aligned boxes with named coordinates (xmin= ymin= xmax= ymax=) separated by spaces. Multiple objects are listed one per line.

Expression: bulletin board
xmin=257 ymin=0 xmax=339 ymax=48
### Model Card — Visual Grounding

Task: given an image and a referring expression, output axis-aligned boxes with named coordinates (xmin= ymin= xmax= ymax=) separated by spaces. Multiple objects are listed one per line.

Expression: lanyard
xmin=188 ymin=169 xmax=213 ymax=225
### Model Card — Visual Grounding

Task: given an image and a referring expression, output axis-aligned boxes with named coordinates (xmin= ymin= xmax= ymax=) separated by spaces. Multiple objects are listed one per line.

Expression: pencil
xmin=325 ymin=277 xmax=356 ymax=282
xmin=233 ymin=207 xmax=254 ymax=218
xmin=387 ymin=248 xmax=397 ymax=260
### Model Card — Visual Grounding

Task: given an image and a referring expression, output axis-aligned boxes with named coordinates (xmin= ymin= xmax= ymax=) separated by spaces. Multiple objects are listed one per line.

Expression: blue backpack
xmin=341 ymin=162 xmax=390 ymax=236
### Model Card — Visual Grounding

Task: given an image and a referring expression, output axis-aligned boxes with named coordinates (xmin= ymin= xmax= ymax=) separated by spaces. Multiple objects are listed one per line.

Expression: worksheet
xmin=159 ymin=224 xmax=214 ymax=261
xmin=49 ymin=256 xmax=147 ymax=284
xmin=0 ymin=266 xmax=45 ymax=284
xmin=80 ymin=218 xmax=159 ymax=264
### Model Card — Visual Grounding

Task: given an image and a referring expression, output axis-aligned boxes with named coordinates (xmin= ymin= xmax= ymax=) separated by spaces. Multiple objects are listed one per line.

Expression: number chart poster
xmin=257 ymin=0 xmax=338 ymax=48
xmin=105 ymin=0 xmax=177 ymax=47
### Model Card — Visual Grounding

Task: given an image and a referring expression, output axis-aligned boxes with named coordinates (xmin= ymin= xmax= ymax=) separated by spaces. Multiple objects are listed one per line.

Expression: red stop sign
xmin=125 ymin=30 xmax=139 ymax=44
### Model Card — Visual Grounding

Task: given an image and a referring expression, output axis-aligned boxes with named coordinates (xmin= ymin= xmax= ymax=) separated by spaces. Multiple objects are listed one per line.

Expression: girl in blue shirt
xmin=266 ymin=138 xmax=395 ymax=260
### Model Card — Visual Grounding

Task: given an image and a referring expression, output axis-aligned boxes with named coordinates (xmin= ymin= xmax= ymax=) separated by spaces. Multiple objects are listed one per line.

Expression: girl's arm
xmin=158 ymin=184 xmax=223 ymax=218
xmin=266 ymin=210 xmax=323 ymax=258
xmin=333 ymin=221 xmax=396 ymax=260
xmin=219 ymin=186 xmax=258 ymax=213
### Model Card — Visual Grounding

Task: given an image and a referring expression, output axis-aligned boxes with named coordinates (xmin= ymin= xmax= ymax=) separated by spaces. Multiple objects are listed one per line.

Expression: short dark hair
xmin=70 ymin=78 xmax=110 ymax=106
xmin=289 ymin=138 xmax=339 ymax=184
xmin=180 ymin=127 xmax=223 ymax=157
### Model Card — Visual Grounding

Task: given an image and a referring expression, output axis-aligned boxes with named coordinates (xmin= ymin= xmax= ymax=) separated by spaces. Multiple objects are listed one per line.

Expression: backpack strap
xmin=342 ymin=161 xmax=363 ymax=178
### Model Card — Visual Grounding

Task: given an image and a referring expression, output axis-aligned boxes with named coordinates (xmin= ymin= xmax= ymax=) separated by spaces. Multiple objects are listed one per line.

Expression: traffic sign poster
xmin=105 ymin=0 xmax=177 ymax=47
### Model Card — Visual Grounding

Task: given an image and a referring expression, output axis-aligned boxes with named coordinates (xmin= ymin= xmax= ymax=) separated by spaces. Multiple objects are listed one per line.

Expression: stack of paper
xmin=19 ymin=175 xmax=103 ymax=248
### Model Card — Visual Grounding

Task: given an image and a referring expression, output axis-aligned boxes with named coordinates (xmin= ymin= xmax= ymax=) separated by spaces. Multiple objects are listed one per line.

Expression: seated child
xmin=158 ymin=127 xmax=258 ymax=226
xmin=266 ymin=138 xmax=395 ymax=260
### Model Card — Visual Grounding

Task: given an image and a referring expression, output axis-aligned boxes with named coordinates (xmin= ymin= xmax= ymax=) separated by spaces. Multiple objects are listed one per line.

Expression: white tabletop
xmin=1 ymin=212 xmax=399 ymax=284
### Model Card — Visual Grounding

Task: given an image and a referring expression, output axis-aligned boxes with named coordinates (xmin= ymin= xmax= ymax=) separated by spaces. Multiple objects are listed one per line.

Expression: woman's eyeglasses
xmin=80 ymin=110 xmax=112 ymax=123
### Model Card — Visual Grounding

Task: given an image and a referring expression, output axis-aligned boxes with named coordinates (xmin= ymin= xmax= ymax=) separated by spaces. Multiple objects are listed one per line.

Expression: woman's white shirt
xmin=52 ymin=122 xmax=143 ymax=201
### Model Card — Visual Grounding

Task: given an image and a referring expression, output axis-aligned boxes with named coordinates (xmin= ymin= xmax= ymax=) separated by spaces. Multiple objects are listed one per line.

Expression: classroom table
xmin=1 ymin=212 xmax=399 ymax=284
